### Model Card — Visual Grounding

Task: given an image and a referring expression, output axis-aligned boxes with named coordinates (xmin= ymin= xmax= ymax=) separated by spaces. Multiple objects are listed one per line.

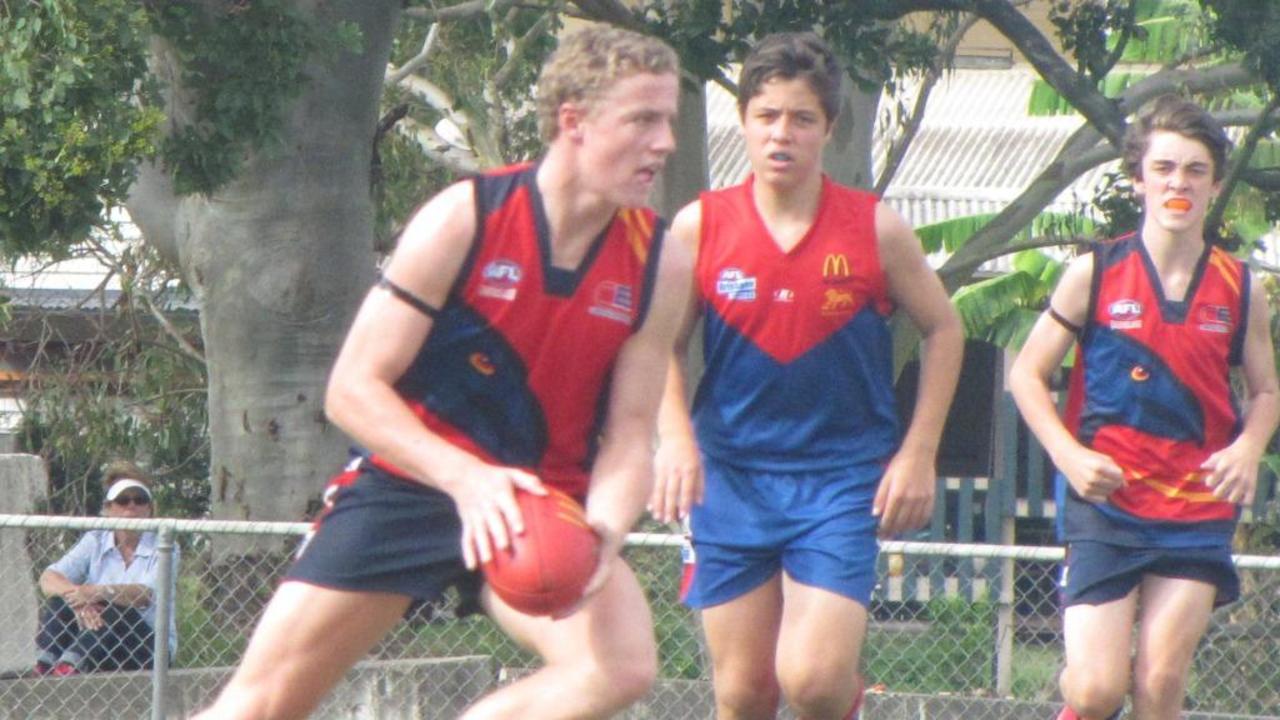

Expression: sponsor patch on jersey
xmin=821 ymin=288 xmax=855 ymax=315
xmin=478 ymin=259 xmax=522 ymax=301
xmin=1108 ymin=298 xmax=1143 ymax=329
xmin=773 ymin=288 xmax=795 ymax=303
xmin=1197 ymin=304 xmax=1232 ymax=334
xmin=715 ymin=268 xmax=757 ymax=301
xmin=822 ymin=253 xmax=852 ymax=284
xmin=588 ymin=281 xmax=635 ymax=324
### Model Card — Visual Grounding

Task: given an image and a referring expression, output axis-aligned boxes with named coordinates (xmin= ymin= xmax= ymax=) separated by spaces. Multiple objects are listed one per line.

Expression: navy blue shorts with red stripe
xmin=287 ymin=465 xmax=484 ymax=616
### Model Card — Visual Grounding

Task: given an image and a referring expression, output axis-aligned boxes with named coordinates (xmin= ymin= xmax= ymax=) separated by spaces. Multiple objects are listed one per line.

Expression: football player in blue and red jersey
xmin=651 ymin=33 xmax=962 ymax=720
xmin=194 ymin=27 xmax=692 ymax=720
xmin=1010 ymin=95 xmax=1280 ymax=720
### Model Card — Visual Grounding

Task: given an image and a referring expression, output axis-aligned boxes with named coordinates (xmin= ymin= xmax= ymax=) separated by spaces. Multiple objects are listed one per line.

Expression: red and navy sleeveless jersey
xmin=691 ymin=176 xmax=899 ymax=471
xmin=368 ymin=163 xmax=665 ymax=499
xmin=1061 ymin=233 xmax=1248 ymax=546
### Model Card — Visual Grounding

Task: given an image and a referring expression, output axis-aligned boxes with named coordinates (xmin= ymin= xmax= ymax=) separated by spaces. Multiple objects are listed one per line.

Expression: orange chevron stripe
xmin=1134 ymin=474 xmax=1221 ymax=503
xmin=1208 ymin=248 xmax=1241 ymax=296
xmin=619 ymin=210 xmax=650 ymax=264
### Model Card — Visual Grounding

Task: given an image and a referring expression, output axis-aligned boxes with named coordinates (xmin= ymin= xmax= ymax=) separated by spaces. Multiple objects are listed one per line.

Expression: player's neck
xmin=536 ymin=154 xmax=618 ymax=268
xmin=1141 ymin=224 xmax=1207 ymax=302
xmin=751 ymin=172 xmax=823 ymax=252
xmin=1141 ymin=221 xmax=1207 ymax=267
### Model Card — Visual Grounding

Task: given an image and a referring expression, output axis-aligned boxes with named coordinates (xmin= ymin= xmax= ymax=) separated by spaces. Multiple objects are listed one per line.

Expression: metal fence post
xmin=152 ymin=524 xmax=175 ymax=720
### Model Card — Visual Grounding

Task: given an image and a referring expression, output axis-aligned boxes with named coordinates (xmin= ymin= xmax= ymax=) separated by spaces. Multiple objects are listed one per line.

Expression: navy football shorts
xmin=287 ymin=465 xmax=483 ymax=615
xmin=1059 ymin=540 xmax=1239 ymax=608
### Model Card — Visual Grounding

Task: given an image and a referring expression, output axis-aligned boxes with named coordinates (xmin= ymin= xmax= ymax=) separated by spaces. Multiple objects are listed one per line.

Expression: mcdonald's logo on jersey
xmin=822 ymin=253 xmax=851 ymax=283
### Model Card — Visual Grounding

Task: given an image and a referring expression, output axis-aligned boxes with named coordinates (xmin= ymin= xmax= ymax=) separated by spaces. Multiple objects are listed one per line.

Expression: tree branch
xmin=1206 ymin=93 xmax=1280 ymax=233
xmin=876 ymin=12 xmax=980 ymax=193
xmin=937 ymin=61 xmax=1261 ymax=291
xmin=395 ymin=117 xmax=480 ymax=175
xmin=492 ymin=9 xmax=554 ymax=90
xmin=385 ymin=23 xmax=438 ymax=86
xmin=403 ymin=0 xmax=521 ymax=22
xmin=568 ymin=0 xmax=643 ymax=29
xmin=972 ymin=0 xmax=1126 ymax=147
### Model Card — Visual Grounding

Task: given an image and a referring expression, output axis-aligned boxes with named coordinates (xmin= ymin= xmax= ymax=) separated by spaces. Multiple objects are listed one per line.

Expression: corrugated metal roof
xmin=706 ymin=66 xmax=1117 ymax=230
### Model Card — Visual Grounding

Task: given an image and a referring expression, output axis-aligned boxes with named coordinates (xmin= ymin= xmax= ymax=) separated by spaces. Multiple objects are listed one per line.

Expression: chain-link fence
xmin=1 ymin=514 xmax=1278 ymax=719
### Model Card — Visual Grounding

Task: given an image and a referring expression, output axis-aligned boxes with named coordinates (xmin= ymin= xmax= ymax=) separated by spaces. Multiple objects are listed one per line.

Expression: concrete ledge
xmin=2 ymin=661 xmax=1267 ymax=719
xmin=0 ymin=656 xmax=496 ymax=720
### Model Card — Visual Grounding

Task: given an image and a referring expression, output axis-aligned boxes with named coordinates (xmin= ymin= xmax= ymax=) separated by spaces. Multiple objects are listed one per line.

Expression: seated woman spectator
xmin=34 ymin=461 xmax=179 ymax=675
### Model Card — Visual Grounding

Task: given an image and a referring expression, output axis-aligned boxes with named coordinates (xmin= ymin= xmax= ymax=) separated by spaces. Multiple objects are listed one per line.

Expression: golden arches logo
xmin=822 ymin=253 xmax=851 ymax=278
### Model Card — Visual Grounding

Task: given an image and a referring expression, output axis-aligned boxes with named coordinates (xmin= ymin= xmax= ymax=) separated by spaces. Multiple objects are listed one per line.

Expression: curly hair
xmin=535 ymin=25 xmax=678 ymax=142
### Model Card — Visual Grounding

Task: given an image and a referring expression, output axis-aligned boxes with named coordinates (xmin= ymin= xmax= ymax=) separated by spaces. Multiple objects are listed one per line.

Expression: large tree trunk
xmin=128 ymin=1 xmax=401 ymax=543
xmin=824 ymin=77 xmax=878 ymax=189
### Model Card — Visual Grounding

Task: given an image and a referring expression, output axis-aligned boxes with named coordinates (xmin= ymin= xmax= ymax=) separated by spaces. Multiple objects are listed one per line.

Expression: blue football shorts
xmin=683 ymin=459 xmax=882 ymax=609
xmin=286 ymin=464 xmax=484 ymax=615
xmin=1059 ymin=540 xmax=1239 ymax=608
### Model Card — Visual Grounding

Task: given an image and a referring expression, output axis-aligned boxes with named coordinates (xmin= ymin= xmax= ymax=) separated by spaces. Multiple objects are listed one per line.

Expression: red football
xmin=482 ymin=487 xmax=600 ymax=616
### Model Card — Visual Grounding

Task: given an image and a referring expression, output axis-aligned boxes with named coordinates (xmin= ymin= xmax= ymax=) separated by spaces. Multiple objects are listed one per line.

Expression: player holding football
xmin=194 ymin=26 xmax=692 ymax=720
xmin=652 ymin=32 xmax=962 ymax=720
xmin=1010 ymin=95 xmax=1279 ymax=720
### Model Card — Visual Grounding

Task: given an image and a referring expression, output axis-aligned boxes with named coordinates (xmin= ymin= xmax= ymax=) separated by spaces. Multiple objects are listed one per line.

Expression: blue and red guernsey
xmin=367 ymin=163 xmax=664 ymax=499
xmin=1062 ymin=233 xmax=1248 ymax=545
xmin=691 ymin=176 xmax=899 ymax=471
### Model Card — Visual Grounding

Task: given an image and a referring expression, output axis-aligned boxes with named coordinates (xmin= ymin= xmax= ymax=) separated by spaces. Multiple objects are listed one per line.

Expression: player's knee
xmin=778 ymin=667 xmax=856 ymax=719
xmin=715 ymin=671 xmax=781 ymax=716
xmin=1132 ymin=663 xmax=1186 ymax=707
xmin=1061 ymin=671 xmax=1126 ymax=720
xmin=581 ymin=652 xmax=658 ymax=709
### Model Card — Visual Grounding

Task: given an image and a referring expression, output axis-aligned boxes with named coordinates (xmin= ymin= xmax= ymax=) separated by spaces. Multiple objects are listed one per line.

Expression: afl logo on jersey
xmin=478 ymin=259 xmax=522 ymax=301
xmin=716 ymin=268 xmax=757 ymax=301
xmin=1108 ymin=299 xmax=1143 ymax=329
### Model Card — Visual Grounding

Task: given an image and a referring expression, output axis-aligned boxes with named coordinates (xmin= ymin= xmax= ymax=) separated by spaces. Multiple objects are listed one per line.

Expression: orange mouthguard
xmin=1164 ymin=198 xmax=1192 ymax=211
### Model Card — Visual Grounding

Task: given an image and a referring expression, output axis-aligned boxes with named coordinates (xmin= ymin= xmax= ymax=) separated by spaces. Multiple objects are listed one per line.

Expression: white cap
xmin=105 ymin=479 xmax=153 ymax=502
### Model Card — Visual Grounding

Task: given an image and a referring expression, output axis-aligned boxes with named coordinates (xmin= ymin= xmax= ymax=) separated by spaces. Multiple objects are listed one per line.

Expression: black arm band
xmin=377 ymin=275 xmax=441 ymax=319
xmin=1047 ymin=306 xmax=1082 ymax=336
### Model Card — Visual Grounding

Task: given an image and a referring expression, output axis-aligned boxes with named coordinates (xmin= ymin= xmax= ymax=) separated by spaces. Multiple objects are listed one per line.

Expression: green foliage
xmin=1049 ymin=0 xmax=1144 ymax=81
xmin=1028 ymin=73 xmax=1146 ymax=116
xmin=638 ymin=0 xmax=944 ymax=90
xmin=952 ymin=251 xmax=1065 ymax=349
xmin=865 ymin=596 xmax=996 ymax=692
xmin=0 ymin=0 xmax=161 ymax=252
xmin=1201 ymin=0 xmax=1280 ymax=91
xmin=149 ymin=1 xmax=362 ymax=195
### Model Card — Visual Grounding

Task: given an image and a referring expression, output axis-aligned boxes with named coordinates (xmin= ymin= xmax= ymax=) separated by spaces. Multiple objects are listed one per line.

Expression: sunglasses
xmin=112 ymin=495 xmax=152 ymax=507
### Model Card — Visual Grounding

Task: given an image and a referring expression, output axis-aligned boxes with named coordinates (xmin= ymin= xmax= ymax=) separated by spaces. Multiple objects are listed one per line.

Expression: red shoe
xmin=51 ymin=662 xmax=78 ymax=677
xmin=31 ymin=662 xmax=51 ymax=677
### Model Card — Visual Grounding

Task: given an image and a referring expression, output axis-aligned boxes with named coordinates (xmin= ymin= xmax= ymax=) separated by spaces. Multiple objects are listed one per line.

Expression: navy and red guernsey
xmin=691 ymin=176 xmax=899 ymax=472
xmin=367 ymin=163 xmax=664 ymax=499
xmin=1061 ymin=233 xmax=1249 ymax=547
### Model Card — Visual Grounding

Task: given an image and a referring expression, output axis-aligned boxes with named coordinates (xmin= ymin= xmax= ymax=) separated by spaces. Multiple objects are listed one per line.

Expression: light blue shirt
xmin=48 ymin=530 xmax=180 ymax=656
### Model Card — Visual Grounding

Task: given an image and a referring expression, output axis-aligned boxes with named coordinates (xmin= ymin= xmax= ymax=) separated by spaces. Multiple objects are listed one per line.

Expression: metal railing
xmin=3 ymin=514 xmax=1279 ymax=719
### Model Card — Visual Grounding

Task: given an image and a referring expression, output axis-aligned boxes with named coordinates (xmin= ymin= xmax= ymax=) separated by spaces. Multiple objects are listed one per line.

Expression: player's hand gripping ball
xmin=482 ymin=486 xmax=600 ymax=616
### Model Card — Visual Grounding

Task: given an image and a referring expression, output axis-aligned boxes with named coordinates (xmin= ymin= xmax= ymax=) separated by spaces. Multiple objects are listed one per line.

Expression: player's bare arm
xmin=324 ymin=180 xmax=543 ymax=568
xmin=651 ymin=200 xmax=705 ymax=524
xmin=1009 ymin=253 xmax=1125 ymax=503
xmin=873 ymin=202 xmax=963 ymax=537
xmin=1201 ymin=272 xmax=1280 ymax=504
xmin=584 ymin=225 xmax=695 ymax=595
